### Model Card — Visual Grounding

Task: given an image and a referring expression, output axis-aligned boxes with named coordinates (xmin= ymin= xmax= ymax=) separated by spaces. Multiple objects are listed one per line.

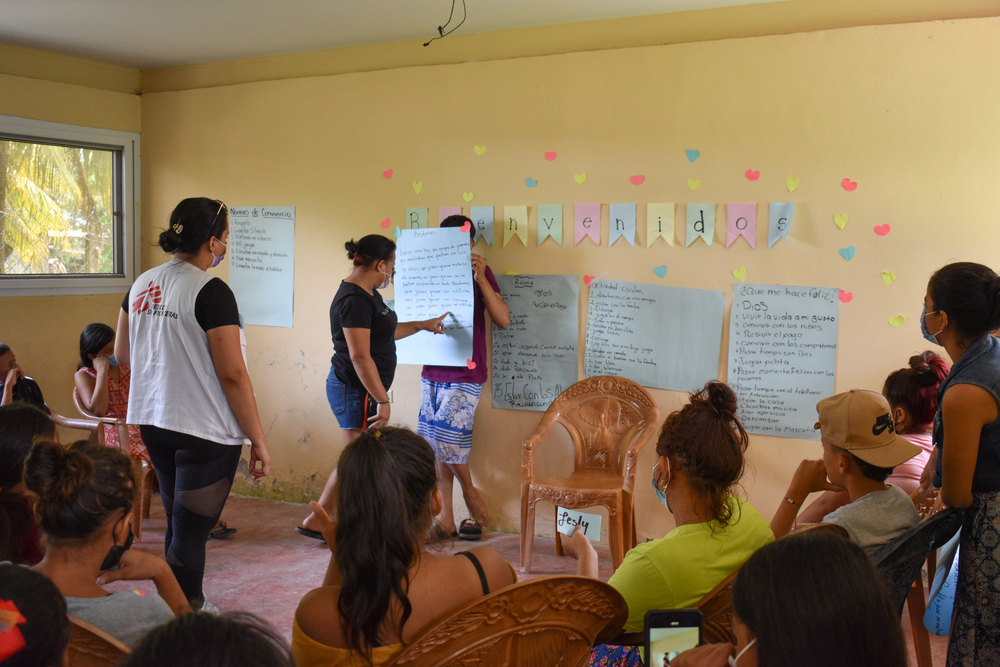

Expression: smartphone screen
xmin=644 ymin=609 xmax=702 ymax=666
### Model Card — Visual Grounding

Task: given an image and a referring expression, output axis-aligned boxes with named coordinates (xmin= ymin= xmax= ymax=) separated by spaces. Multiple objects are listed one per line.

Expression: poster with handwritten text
xmin=492 ymin=275 xmax=579 ymax=411
xmin=728 ymin=284 xmax=839 ymax=439
xmin=585 ymin=280 xmax=724 ymax=391
xmin=394 ymin=228 xmax=474 ymax=366
xmin=228 ymin=207 xmax=295 ymax=327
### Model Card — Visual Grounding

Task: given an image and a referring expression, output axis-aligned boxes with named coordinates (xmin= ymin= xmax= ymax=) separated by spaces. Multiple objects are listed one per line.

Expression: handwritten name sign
xmin=228 ymin=207 xmax=295 ymax=327
xmin=556 ymin=507 xmax=602 ymax=541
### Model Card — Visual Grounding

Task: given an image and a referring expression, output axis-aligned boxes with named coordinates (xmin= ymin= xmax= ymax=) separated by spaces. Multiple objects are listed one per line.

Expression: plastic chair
xmin=385 ymin=576 xmax=628 ymax=667
xmin=904 ymin=488 xmax=947 ymax=667
xmin=73 ymin=388 xmax=154 ymax=541
xmin=520 ymin=376 xmax=659 ymax=573
xmin=68 ymin=615 xmax=129 ymax=666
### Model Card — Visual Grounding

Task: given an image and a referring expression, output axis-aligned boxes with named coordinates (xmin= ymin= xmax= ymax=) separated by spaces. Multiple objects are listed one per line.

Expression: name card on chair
xmin=556 ymin=508 xmax=602 ymax=541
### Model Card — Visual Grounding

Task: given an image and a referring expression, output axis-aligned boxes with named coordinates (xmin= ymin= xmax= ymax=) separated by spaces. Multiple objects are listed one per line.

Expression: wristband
xmin=377 ymin=400 xmax=389 ymax=405
xmin=784 ymin=497 xmax=798 ymax=506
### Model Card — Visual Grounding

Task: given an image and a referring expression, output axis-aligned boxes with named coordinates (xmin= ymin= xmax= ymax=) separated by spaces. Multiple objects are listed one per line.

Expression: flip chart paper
xmin=503 ymin=206 xmax=528 ymax=247
xmin=647 ymin=203 xmax=675 ymax=247
xmin=575 ymin=203 xmax=601 ymax=246
xmin=727 ymin=283 xmax=839 ymax=439
xmin=768 ymin=202 xmax=795 ymax=248
xmin=470 ymin=206 xmax=494 ymax=245
xmin=585 ymin=280 xmax=724 ymax=392
xmin=556 ymin=508 xmax=602 ymax=541
xmin=394 ymin=228 xmax=474 ymax=366
xmin=686 ymin=204 xmax=715 ymax=247
xmin=609 ymin=203 xmax=636 ymax=247
xmin=537 ymin=204 xmax=563 ymax=245
xmin=228 ymin=207 xmax=295 ymax=328
xmin=492 ymin=275 xmax=579 ymax=411
xmin=439 ymin=206 xmax=462 ymax=222
xmin=405 ymin=207 xmax=428 ymax=230
xmin=726 ymin=203 xmax=757 ymax=249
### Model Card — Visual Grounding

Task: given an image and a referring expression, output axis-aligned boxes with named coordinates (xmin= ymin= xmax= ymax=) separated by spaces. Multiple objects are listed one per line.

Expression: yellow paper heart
xmin=882 ymin=271 xmax=897 ymax=285
xmin=463 ymin=192 xmax=474 ymax=202
xmin=834 ymin=214 xmax=848 ymax=229
xmin=786 ymin=177 xmax=800 ymax=192
xmin=574 ymin=173 xmax=587 ymax=184
xmin=732 ymin=267 xmax=747 ymax=282
xmin=412 ymin=181 xmax=423 ymax=194
xmin=473 ymin=145 xmax=486 ymax=155
xmin=888 ymin=315 xmax=905 ymax=328
xmin=505 ymin=268 xmax=518 ymax=275
xmin=688 ymin=179 xmax=701 ymax=190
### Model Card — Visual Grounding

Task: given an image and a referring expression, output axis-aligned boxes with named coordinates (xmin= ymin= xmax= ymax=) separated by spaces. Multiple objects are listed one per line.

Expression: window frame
xmin=0 ymin=114 xmax=140 ymax=296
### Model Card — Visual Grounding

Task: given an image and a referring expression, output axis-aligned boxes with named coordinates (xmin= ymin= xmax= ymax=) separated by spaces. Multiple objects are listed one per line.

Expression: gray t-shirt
xmin=823 ymin=484 xmax=920 ymax=556
xmin=66 ymin=590 xmax=175 ymax=648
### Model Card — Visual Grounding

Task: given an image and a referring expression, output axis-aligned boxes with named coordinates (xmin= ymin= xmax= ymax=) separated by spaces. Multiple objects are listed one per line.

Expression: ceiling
xmin=0 ymin=0 xmax=791 ymax=70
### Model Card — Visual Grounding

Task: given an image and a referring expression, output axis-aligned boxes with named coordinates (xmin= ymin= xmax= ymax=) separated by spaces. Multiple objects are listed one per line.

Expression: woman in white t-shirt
xmin=115 ymin=197 xmax=271 ymax=610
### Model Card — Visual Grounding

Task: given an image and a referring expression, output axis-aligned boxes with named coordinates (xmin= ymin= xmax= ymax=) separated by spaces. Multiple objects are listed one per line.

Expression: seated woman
xmin=292 ymin=427 xmax=517 ymax=667
xmin=26 ymin=439 xmax=191 ymax=648
xmin=565 ymin=382 xmax=774 ymax=663
xmin=0 ymin=343 xmax=48 ymax=412
xmin=0 ymin=403 xmax=56 ymax=565
xmin=0 ymin=563 xmax=71 ymax=667
xmin=671 ymin=530 xmax=907 ymax=667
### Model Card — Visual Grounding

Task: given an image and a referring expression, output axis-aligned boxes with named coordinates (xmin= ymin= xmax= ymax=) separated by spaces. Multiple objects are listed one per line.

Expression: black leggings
xmin=140 ymin=425 xmax=242 ymax=604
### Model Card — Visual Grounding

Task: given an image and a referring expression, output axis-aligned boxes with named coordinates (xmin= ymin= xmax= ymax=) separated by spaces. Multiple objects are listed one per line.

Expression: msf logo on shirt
xmin=132 ymin=281 xmax=163 ymax=314
xmin=872 ymin=413 xmax=896 ymax=436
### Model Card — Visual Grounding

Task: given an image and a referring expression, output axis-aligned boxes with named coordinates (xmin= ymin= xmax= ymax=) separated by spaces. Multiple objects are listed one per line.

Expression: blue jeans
xmin=326 ymin=367 xmax=367 ymax=430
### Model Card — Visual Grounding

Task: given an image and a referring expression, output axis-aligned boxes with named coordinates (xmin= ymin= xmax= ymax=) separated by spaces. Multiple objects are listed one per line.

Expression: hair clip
xmin=0 ymin=600 xmax=27 ymax=661
xmin=171 ymin=223 xmax=184 ymax=234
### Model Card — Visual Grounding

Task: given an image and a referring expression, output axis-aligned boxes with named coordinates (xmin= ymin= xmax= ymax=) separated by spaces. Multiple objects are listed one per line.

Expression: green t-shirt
xmin=608 ymin=496 xmax=774 ymax=633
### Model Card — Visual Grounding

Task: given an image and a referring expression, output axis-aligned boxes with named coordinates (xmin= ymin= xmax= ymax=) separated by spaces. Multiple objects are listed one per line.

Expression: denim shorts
xmin=326 ymin=368 xmax=367 ymax=430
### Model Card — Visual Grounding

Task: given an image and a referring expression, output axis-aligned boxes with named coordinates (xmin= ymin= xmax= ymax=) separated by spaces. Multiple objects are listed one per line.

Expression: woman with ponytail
xmin=919 ymin=262 xmax=1000 ymax=667
xmin=292 ymin=427 xmax=516 ymax=666
xmin=26 ymin=440 xmax=189 ymax=648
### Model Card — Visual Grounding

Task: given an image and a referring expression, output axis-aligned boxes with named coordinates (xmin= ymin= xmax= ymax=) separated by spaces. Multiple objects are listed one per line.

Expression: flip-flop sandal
xmin=458 ymin=518 xmax=483 ymax=541
xmin=427 ymin=522 xmax=458 ymax=543
xmin=294 ymin=526 xmax=326 ymax=542
xmin=209 ymin=522 xmax=237 ymax=539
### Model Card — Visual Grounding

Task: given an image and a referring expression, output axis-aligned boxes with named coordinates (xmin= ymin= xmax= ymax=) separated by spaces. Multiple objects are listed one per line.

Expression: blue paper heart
xmin=525 ymin=177 xmax=538 ymax=188
xmin=839 ymin=246 xmax=855 ymax=261
xmin=686 ymin=149 xmax=700 ymax=163
xmin=653 ymin=265 xmax=668 ymax=279
xmin=392 ymin=226 xmax=402 ymax=238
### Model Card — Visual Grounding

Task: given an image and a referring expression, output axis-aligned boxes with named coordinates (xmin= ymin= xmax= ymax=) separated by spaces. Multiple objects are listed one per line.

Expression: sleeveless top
xmin=82 ymin=365 xmax=149 ymax=462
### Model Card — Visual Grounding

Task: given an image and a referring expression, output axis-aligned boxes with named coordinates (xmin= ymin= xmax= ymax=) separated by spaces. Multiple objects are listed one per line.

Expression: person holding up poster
xmin=422 ymin=216 xmax=510 ymax=542
xmin=296 ymin=234 xmax=448 ymax=540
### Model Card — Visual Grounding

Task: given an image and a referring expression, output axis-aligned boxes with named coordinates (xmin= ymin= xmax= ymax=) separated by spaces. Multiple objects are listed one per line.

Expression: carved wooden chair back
xmin=695 ymin=566 xmax=740 ymax=645
xmin=68 ymin=615 xmax=129 ymax=667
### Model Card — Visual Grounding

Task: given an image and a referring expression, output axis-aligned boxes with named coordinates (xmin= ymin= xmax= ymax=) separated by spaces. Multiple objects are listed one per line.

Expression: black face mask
xmin=100 ymin=525 xmax=134 ymax=571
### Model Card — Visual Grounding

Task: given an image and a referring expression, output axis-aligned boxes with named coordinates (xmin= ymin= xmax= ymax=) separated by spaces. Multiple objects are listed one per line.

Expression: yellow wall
xmin=138 ymin=16 xmax=1000 ymax=539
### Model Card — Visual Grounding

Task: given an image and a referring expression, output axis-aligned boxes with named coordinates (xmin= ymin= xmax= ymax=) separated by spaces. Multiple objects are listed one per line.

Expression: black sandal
xmin=294 ymin=526 xmax=326 ymax=542
xmin=209 ymin=522 xmax=237 ymax=539
xmin=458 ymin=518 xmax=483 ymax=541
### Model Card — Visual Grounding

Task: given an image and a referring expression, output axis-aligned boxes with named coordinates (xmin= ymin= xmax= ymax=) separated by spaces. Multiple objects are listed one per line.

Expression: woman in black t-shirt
xmin=296 ymin=235 xmax=448 ymax=539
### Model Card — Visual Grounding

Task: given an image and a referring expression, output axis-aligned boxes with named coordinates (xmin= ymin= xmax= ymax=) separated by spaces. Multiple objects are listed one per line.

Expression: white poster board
xmin=228 ymin=206 xmax=295 ymax=327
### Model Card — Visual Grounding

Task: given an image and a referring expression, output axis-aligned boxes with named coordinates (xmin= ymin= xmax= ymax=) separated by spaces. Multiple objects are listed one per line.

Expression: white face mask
xmin=728 ymin=638 xmax=756 ymax=667
xmin=378 ymin=264 xmax=393 ymax=290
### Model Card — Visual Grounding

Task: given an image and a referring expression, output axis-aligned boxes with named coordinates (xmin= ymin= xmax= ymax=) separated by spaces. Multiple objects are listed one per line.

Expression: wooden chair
xmin=385 ymin=576 xmax=628 ymax=667
xmin=520 ymin=376 xmax=659 ymax=573
xmin=68 ymin=615 xmax=129 ymax=667
xmin=73 ymin=388 xmax=154 ymax=541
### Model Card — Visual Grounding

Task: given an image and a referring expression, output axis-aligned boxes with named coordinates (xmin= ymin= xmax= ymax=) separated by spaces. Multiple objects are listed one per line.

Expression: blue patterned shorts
xmin=417 ymin=378 xmax=483 ymax=464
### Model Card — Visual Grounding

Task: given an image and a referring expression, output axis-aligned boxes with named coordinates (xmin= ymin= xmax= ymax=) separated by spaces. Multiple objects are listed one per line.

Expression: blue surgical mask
xmin=920 ymin=306 xmax=944 ymax=345
xmin=650 ymin=460 xmax=672 ymax=513
xmin=107 ymin=354 xmax=119 ymax=366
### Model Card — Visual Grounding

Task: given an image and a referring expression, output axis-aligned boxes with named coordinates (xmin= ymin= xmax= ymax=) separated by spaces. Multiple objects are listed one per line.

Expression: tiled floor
xmin=113 ymin=494 xmax=948 ymax=665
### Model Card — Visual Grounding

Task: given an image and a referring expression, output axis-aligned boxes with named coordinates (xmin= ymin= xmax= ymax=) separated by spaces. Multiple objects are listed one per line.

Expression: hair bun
xmin=23 ymin=441 xmax=93 ymax=506
xmin=344 ymin=240 xmax=359 ymax=260
xmin=702 ymin=381 xmax=738 ymax=417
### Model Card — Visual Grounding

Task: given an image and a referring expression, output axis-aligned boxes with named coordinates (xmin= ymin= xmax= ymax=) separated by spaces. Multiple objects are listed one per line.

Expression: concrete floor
xmin=112 ymin=493 xmax=948 ymax=665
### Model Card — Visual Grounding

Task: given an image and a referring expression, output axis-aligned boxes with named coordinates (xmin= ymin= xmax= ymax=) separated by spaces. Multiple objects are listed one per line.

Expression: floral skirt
xmin=417 ymin=379 xmax=482 ymax=464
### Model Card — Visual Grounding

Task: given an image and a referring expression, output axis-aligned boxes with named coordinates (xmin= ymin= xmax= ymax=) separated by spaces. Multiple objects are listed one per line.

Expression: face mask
xmin=378 ymin=268 xmax=393 ymax=290
xmin=650 ymin=460 xmax=672 ymax=513
xmin=100 ymin=524 xmax=134 ymax=571
xmin=210 ymin=238 xmax=227 ymax=268
xmin=920 ymin=306 xmax=944 ymax=345
xmin=728 ymin=638 xmax=756 ymax=667
xmin=107 ymin=354 xmax=119 ymax=366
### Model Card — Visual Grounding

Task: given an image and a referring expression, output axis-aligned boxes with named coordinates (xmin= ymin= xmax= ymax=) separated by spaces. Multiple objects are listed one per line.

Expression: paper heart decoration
xmin=466 ymin=359 xmax=477 ymax=370
xmin=688 ymin=179 xmax=701 ymax=190
xmin=574 ymin=173 xmax=587 ymax=184
xmin=584 ymin=275 xmax=595 ymax=286
xmin=631 ymin=175 xmax=645 ymax=185
xmin=882 ymin=271 xmax=897 ymax=285
xmin=505 ymin=268 xmax=518 ymax=275
xmin=839 ymin=246 xmax=856 ymax=261
xmin=888 ymin=315 xmax=905 ymax=328
xmin=874 ymin=224 xmax=891 ymax=236
xmin=461 ymin=221 xmax=471 ymax=233
xmin=686 ymin=149 xmax=700 ymax=162
xmin=834 ymin=214 xmax=848 ymax=230
xmin=653 ymin=265 xmax=668 ymax=279
xmin=392 ymin=226 xmax=402 ymax=238
xmin=842 ymin=178 xmax=858 ymax=191
xmin=474 ymin=145 xmax=486 ymax=155
xmin=380 ymin=217 xmax=390 ymax=229
xmin=463 ymin=192 xmax=474 ymax=202
xmin=545 ymin=151 xmax=557 ymax=161
xmin=839 ymin=290 xmax=853 ymax=303
xmin=412 ymin=181 xmax=423 ymax=194
xmin=732 ymin=267 xmax=747 ymax=282
xmin=745 ymin=169 xmax=760 ymax=181
xmin=525 ymin=177 xmax=538 ymax=188
xmin=382 ymin=169 xmax=393 ymax=179
xmin=786 ymin=177 xmax=800 ymax=192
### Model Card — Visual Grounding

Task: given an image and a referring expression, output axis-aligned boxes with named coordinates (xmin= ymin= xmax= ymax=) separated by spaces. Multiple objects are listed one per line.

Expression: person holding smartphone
xmin=296 ymin=234 xmax=448 ymax=539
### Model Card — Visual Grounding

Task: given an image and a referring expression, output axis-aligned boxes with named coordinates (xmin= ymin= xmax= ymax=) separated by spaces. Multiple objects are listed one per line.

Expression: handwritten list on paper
xmin=394 ymin=227 xmax=474 ymax=367
xmin=228 ymin=207 xmax=295 ymax=327
xmin=492 ymin=275 xmax=579 ymax=411
xmin=584 ymin=280 xmax=724 ymax=392
xmin=727 ymin=284 xmax=839 ymax=439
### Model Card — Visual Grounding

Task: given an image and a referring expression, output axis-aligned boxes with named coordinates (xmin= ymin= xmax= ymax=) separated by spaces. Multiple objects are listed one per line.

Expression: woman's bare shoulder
xmin=295 ymin=585 xmax=345 ymax=647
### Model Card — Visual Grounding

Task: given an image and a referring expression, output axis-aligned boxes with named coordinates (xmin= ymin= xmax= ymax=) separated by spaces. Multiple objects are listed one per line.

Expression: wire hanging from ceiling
xmin=423 ymin=0 xmax=467 ymax=46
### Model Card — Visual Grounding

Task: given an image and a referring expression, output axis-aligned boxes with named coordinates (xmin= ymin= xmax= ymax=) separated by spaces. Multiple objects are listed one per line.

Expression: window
xmin=0 ymin=114 xmax=140 ymax=295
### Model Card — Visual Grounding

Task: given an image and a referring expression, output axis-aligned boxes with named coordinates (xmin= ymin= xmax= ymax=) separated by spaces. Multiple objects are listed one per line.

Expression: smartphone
xmin=644 ymin=609 xmax=702 ymax=667
xmin=365 ymin=394 xmax=379 ymax=423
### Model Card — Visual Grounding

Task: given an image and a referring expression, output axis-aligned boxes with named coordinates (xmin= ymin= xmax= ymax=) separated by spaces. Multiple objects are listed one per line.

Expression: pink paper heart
xmin=466 ymin=359 xmax=477 ymax=370
xmin=839 ymin=290 xmax=853 ymax=303
xmin=842 ymin=178 xmax=858 ymax=191
xmin=545 ymin=151 xmax=557 ymax=161
xmin=584 ymin=275 xmax=595 ymax=287
xmin=630 ymin=175 xmax=645 ymax=185
xmin=382 ymin=169 xmax=393 ymax=179
xmin=380 ymin=217 xmax=390 ymax=229
xmin=745 ymin=169 xmax=760 ymax=181
xmin=461 ymin=221 xmax=471 ymax=233
xmin=874 ymin=224 xmax=891 ymax=236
